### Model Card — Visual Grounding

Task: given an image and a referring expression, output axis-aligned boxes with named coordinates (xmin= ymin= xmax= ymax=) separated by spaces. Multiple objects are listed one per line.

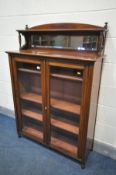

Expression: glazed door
xmin=12 ymin=57 xmax=45 ymax=143
xmin=47 ymin=61 xmax=84 ymax=158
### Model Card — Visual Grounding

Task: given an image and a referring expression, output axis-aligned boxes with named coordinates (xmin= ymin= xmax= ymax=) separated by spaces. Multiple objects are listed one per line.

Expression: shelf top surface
xmin=7 ymin=48 xmax=103 ymax=62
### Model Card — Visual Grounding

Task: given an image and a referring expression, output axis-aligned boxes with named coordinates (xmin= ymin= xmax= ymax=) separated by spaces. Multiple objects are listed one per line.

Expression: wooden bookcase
xmin=6 ymin=23 xmax=107 ymax=168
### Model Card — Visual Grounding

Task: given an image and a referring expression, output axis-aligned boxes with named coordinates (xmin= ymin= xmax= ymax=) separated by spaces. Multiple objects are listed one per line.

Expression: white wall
xmin=0 ymin=0 xmax=116 ymax=152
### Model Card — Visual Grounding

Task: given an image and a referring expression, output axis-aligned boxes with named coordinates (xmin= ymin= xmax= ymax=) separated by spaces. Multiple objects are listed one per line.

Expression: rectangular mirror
xmin=31 ymin=35 xmax=98 ymax=51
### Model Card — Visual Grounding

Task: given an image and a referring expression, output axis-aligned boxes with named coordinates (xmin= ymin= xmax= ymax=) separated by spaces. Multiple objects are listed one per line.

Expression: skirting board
xmin=93 ymin=140 xmax=116 ymax=160
xmin=0 ymin=106 xmax=15 ymax=118
xmin=0 ymin=106 xmax=116 ymax=160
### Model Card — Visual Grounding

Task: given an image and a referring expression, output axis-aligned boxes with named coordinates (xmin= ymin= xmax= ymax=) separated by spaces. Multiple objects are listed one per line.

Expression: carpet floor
xmin=0 ymin=114 xmax=116 ymax=175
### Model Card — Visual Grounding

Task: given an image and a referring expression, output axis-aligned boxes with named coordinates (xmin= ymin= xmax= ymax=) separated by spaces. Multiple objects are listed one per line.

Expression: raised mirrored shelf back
xmin=31 ymin=35 xmax=98 ymax=51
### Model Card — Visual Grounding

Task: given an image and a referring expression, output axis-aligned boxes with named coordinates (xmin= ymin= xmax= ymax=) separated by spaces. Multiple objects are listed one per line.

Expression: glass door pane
xmin=16 ymin=61 xmax=43 ymax=142
xmin=49 ymin=65 xmax=83 ymax=158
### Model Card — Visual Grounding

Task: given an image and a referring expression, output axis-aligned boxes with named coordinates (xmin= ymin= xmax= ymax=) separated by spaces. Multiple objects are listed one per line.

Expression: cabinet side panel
xmin=87 ymin=59 xmax=103 ymax=150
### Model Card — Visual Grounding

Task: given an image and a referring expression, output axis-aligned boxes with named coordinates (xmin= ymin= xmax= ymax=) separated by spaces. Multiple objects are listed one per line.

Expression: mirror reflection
xmin=31 ymin=35 xmax=98 ymax=51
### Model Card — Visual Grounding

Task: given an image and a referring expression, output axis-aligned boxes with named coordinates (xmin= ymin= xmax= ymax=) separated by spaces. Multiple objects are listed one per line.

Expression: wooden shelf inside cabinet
xmin=20 ymin=93 xmax=42 ymax=104
xmin=22 ymin=126 xmax=43 ymax=141
xmin=51 ymin=118 xmax=79 ymax=135
xmin=20 ymin=93 xmax=80 ymax=114
xmin=51 ymin=98 xmax=80 ymax=115
xmin=22 ymin=109 xmax=43 ymax=122
xmin=51 ymin=137 xmax=77 ymax=157
xmin=51 ymin=73 xmax=83 ymax=82
xmin=18 ymin=68 xmax=41 ymax=74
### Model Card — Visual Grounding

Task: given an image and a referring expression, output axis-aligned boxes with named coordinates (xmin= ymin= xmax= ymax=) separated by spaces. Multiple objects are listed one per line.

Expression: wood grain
xmin=51 ymin=98 xmax=80 ymax=114
xmin=18 ymin=23 xmax=105 ymax=32
xmin=18 ymin=68 xmax=41 ymax=74
xmin=51 ymin=118 xmax=79 ymax=135
xmin=20 ymin=92 xmax=42 ymax=104
xmin=51 ymin=73 xmax=83 ymax=82
xmin=51 ymin=137 xmax=77 ymax=157
xmin=22 ymin=126 xmax=43 ymax=140
xmin=22 ymin=109 xmax=42 ymax=122
xmin=20 ymin=92 xmax=80 ymax=114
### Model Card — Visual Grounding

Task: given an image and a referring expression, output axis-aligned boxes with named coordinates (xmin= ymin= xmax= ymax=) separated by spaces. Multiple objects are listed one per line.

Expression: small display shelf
xmin=50 ymin=136 xmax=78 ymax=157
xmin=22 ymin=127 xmax=43 ymax=141
xmin=7 ymin=22 xmax=107 ymax=168
xmin=22 ymin=109 xmax=43 ymax=122
xmin=51 ymin=98 xmax=80 ymax=114
xmin=51 ymin=118 xmax=79 ymax=135
xmin=18 ymin=68 xmax=41 ymax=74
xmin=20 ymin=93 xmax=42 ymax=104
xmin=51 ymin=73 xmax=83 ymax=82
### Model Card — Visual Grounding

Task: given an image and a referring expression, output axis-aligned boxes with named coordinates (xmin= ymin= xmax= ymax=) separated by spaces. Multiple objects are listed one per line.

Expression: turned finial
xmin=104 ymin=22 xmax=108 ymax=29
xmin=25 ymin=24 xmax=29 ymax=30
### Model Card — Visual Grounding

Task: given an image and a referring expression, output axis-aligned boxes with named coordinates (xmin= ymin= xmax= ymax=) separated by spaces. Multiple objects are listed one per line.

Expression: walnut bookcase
xmin=6 ymin=22 xmax=107 ymax=168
